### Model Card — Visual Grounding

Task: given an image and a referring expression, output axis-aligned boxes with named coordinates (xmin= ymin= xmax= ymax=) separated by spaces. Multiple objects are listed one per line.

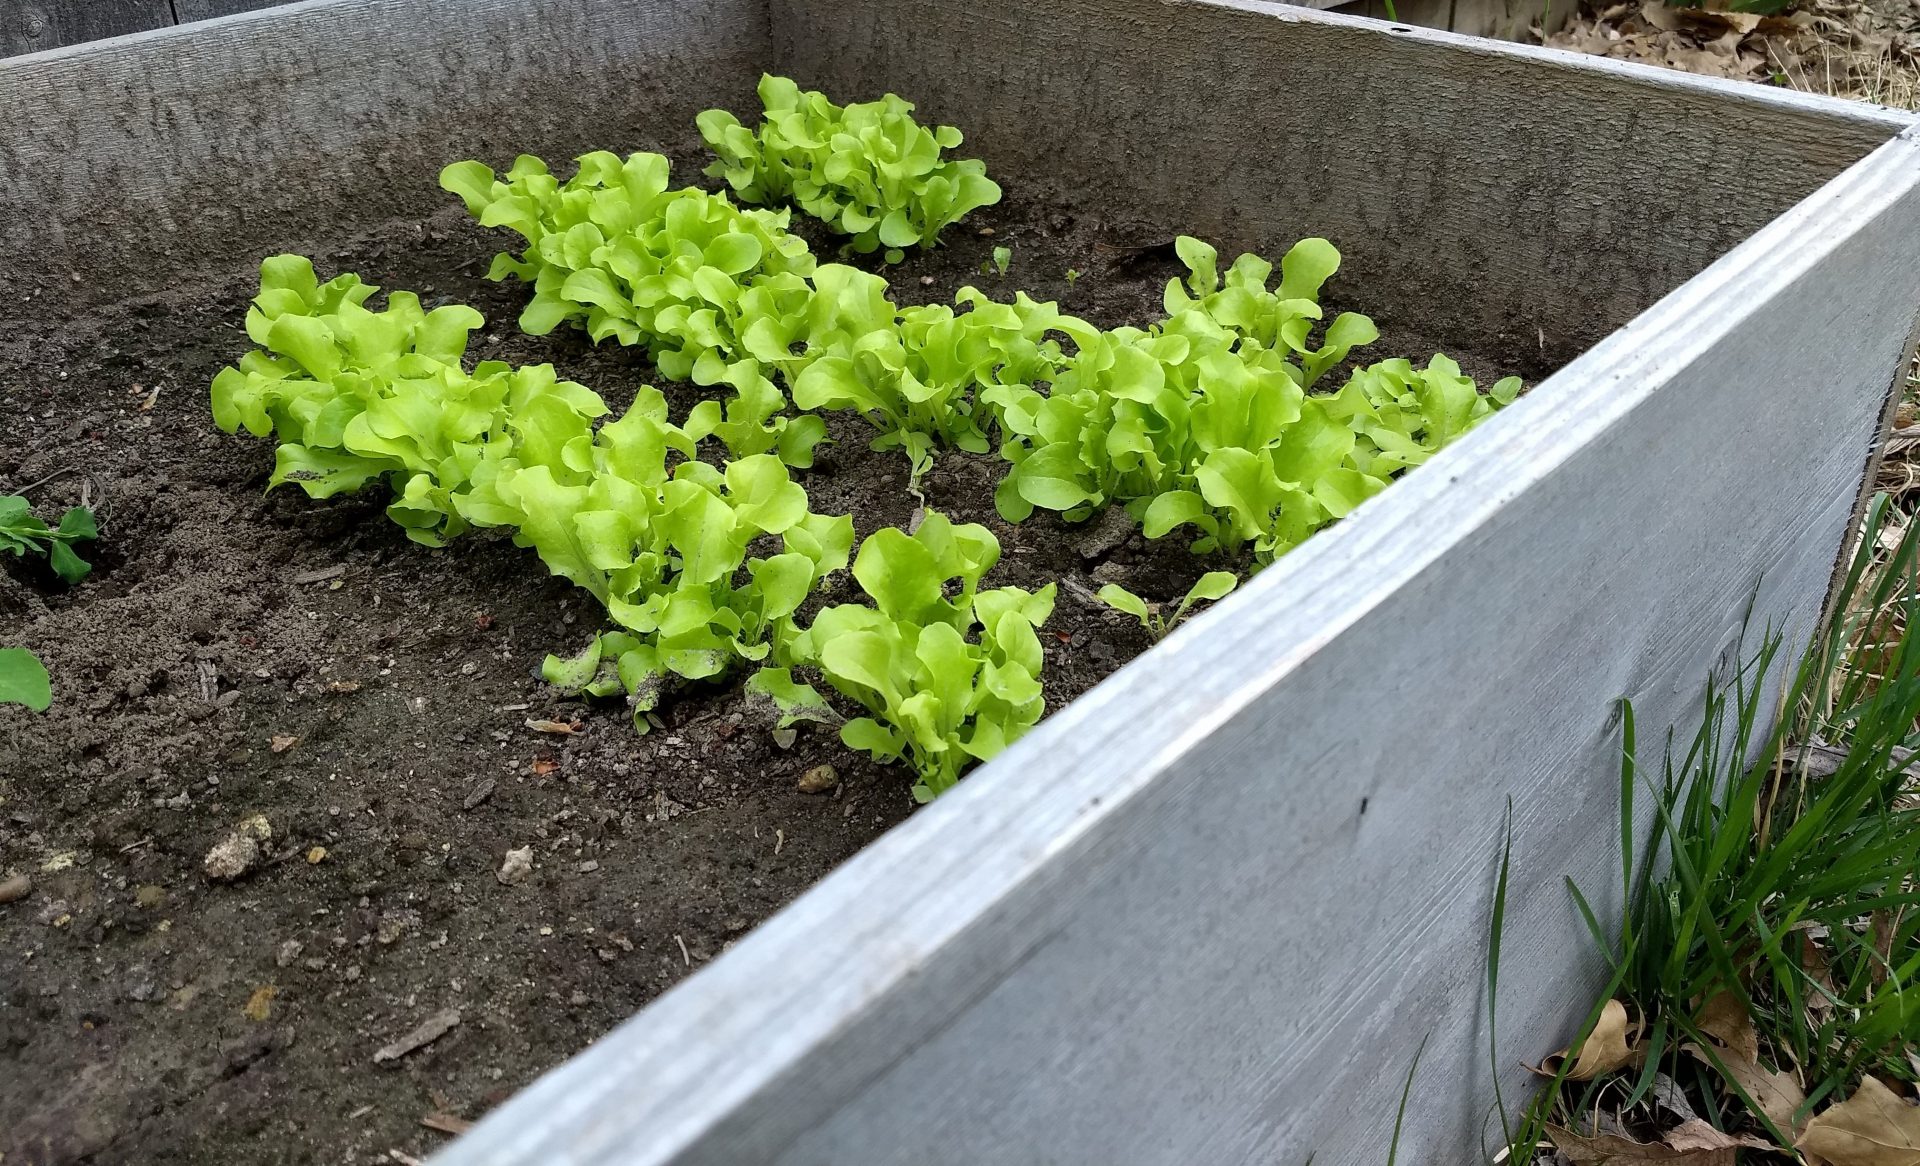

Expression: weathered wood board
xmin=172 ymin=0 xmax=296 ymax=22
xmin=0 ymin=0 xmax=173 ymax=58
xmin=4 ymin=1 xmax=1918 ymax=1162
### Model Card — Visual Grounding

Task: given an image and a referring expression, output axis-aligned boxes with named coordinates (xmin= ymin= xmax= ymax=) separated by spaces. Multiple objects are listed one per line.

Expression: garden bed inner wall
xmin=775 ymin=0 xmax=1911 ymax=373
xmin=3 ymin=1 xmax=1919 ymax=1163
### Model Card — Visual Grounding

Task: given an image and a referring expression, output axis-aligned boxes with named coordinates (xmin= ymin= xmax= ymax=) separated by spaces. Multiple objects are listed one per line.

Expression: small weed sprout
xmin=1097 ymin=571 xmax=1238 ymax=640
xmin=0 ymin=494 xmax=97 ymax=584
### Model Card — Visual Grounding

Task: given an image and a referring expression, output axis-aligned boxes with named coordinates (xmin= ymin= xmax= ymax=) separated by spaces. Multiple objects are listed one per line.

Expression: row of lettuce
xmin=208 ymin=77 xmax=1518 ymax=799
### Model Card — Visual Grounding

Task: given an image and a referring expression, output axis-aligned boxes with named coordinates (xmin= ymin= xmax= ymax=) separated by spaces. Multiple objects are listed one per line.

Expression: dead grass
xmin=1539 ymin=0 xmax=1920 ymax=109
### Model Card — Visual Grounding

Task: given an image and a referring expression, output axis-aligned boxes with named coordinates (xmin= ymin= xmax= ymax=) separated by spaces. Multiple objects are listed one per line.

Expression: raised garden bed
xmin=3 ymin=1 xmax=1920 ymax=1164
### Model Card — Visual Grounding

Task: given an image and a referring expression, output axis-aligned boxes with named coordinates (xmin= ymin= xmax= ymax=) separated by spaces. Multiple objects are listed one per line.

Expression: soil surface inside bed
xmin=0 ymin=177 xmax=1526 ymax=1165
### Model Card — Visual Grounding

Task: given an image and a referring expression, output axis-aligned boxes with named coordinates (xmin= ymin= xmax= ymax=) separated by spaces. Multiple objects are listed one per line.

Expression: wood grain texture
xmin=441 ymin=126 xmax=1920 ymax=1166
xmin=173 ymin=0 xmax=299 ymax=21
xmin=0 ymin=0 xmax=174 ymax=57
xmin=772 ymin=0 xmax=1911 ymax=373
xmin=0 ymin=0 xmax=768 ymax=326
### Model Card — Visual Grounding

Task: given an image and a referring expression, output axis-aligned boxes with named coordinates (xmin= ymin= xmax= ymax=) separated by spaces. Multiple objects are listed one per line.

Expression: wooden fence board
xmin=173 ymin=0 xmax=296 ymax=21
xmin=0 ymin=0 xmax=173 ymax=57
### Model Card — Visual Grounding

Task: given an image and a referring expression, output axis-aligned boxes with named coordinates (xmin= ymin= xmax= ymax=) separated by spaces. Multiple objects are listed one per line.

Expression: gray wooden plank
xmin=774 ymin=0 xmax=1913 ymax=372
xmin=173 ymin=0 xmax=297 ymax=21
xmin=1 ymin=0 xmax=174 ymax=57
xmin=439 ymin=124 xmax=1920 ymax=1165
xmin=0 ymin=0 xmax=770 ymax=327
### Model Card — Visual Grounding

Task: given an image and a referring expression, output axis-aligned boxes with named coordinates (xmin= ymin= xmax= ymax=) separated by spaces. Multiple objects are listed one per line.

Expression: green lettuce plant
xmin=1098 ymin=571 xmax=1238 ymax=641
xmin=214 ymin=258 xmax=857 ymax=731
xmin=992 ymin=236 xmax=1521 ymax=565
xmin=0 ymin=648 xmax=51 ymax=711
xmin=699 ymin=74 xmax=1001 ymax=261
xmin=440 ymin=151 xmax=822 ymax=402
xmin=750 ymin=512 xmax=1055 ymax=801
xmin=1 ymin=495 xmax=98 ymax=585
xmin=777 ymin=265 xmax=1082 ymax=487
xmin=519 ymin=439 xmax=853 ymax=727
xmin=211 ymin=256 xmax=608 ymax=545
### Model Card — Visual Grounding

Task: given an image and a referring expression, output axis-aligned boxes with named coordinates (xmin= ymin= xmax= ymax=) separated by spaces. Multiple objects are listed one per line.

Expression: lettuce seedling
xmin=993 ymin=235 xmax=1521 ymax=568
xmin=514 ymin=425 xmax=854 ymax=729
xmin=1098 ymin=571 xmax=1237 ymax=641
xmin=1324 ymin=354 xmax=1523 ymax=478
xmin=0 ymin=647 xmax=51 ymax=711
xmin=783 ymin=266 xmax=1083 ymax=487
xmin=211 ymin=255 xmax=608 ymax=545
xmin=699 ymin=74 xmax=1001 ymax=257
xmin=0 ymin=495 xmax=97 ymax=585
xmin=441 ymin=151 xmax=817 ymax=400
xmin=751 ymin=512 xmax=1055 ymax=801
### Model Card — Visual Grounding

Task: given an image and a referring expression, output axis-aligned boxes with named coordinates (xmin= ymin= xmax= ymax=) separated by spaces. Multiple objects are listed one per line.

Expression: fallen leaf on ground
xmin=1694 ymin=992 xmax=1758 ymax=1062
xmin=270 ymin=735 xmax=298 ymax=753
xmin=525 ymin=718 xmax=577 ymax=735
xmin=327 ymin=679 xmax=361 ymax=694
xmin=1683 ymin=991 xmax=1807 ymax=1137
xmin=530 ymin=758 xmax=559 ymax=777
xmin=1664 ymin=1119 xmax=1774 ymax=1154
xmin=1797 ymin=1077 xmax=1920 ymax=1165
xmin=1540 ymin=999 xmax=1640 ymax=1080
xmin=1548 ymin=1121 xmax=1768 ymax=1163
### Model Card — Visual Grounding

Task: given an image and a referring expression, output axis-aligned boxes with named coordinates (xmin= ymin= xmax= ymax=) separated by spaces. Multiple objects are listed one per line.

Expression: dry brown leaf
xmin=1665 ymin=1119 xmax=1775 ymax=1154
xmin=1869 ymin=909 xmax=1903 ymax=987
xmin=1541 ymin=999 xmax=1640 ymax=1081
xmin=270 ymin=734 xmax=298 ymax=753
xmin=1695 ymin=992 xmax=1759 ymax=1062
xmin=327 ymin=679 xmax=362 ymax=694
xmin=1684 ymin=993 xmax=1807 ymax=1137
xmin=525 ymin=718 xmax=578 ymax=735
xmin=1798 ymin=1077 xmax=1920 ymax=1166
xmin=530 ymin=758 xmax=559 ymax=777
xmin=1641 ymin=0 xmax=1684 ymax=31
xmin=1548 ymin=1122 xmax=1764 ymax=1164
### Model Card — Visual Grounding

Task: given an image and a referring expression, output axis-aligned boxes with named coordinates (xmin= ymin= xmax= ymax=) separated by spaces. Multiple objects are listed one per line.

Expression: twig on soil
xmin=372 ymin=1007 xmax=463 ymax=1065
xmin=419 ymin=1112 xmax=473 ymax=1137
xmin=675 ymin=934 xmax=691 ymax=967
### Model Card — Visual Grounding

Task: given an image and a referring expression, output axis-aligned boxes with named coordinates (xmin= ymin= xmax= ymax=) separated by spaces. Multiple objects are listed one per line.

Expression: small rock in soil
xmin=796 ymin=765 xmax=838 ymax=795
xmin=0 ymin=872 xmax=31 ymax=903
xmin=771 ymin=728 xmax=797 ymax=751
xmin=134 ymin=884 xmax=167 ymax=909
xmin=1072 ymin=505 xmax=1136 ymax=561
xmin=125 ymin=964 xmax=158 ymax=1002
xmin=496 ymin=845 xmax=533 ymax=886
xmin=377 ymin=910 xmax=421 ymax=945
xmin=204 ymin=815 xmax=272 ymax=882
xmin=276 ymin=939 xmax=304 ymax=967
xmin=462 ymin=778 xmax=495 ymax=810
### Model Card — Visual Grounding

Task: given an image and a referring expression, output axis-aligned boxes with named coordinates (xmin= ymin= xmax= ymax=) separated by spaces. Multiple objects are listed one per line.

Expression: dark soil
xmin=0 ymin=180 xmax=1512 ymax=1164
